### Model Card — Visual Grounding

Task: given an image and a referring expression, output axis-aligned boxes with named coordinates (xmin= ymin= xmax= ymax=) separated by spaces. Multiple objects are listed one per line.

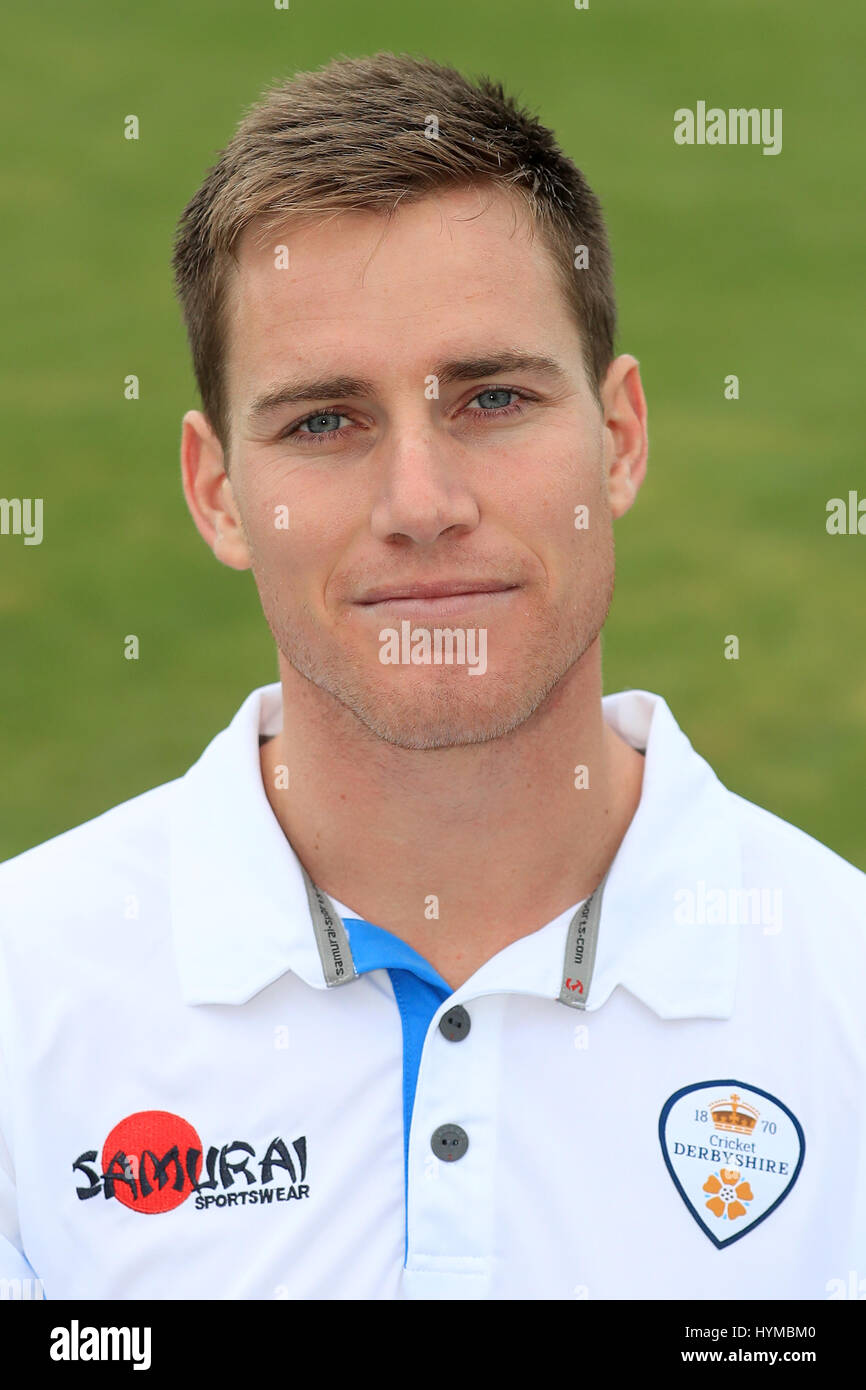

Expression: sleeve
xmin=0 ymin=1164 xmax=43 ymax=1289
xmin=0 ymin=927 xmax=44 ymax=1297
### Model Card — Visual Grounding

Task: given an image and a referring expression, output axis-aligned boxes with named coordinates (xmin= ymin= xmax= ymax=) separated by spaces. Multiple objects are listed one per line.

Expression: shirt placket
xmin=401 ymin=989 xmax=506 ymax=1299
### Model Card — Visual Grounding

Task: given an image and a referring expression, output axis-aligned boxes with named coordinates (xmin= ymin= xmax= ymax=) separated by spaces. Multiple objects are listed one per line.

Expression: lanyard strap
xmin=300 ymin=863 xmax=357 ymax=986
xmin=557 ymin=871 xmax=608 ymax=1010
xmin=301 ymin=860 xmax=607 ymax=1005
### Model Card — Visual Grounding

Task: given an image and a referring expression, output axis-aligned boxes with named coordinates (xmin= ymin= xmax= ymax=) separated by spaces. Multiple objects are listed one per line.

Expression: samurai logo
xmin=72 ymin=1110 xmax=309 ymax=1215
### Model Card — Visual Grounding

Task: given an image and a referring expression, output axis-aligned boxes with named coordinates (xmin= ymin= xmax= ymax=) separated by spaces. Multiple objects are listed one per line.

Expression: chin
xmin=335 ymin=668 xmax=565 ymax=750
xmin=272 ymin=599 xmax=607 ymax=748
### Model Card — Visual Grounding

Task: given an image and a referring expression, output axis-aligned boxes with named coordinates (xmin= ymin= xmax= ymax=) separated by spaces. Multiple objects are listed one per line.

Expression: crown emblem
xmin=710 ymin=1092 xmax=759 ymax=1134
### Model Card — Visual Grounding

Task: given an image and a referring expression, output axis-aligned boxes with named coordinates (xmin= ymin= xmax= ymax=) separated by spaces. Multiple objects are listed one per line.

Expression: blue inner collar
xmin=342 ymin=915 xmax=453 ymax=1263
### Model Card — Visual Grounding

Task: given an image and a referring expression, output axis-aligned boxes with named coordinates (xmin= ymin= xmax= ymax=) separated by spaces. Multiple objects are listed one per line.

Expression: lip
xmin=356 ymin=580 xmax=518 ymax=605
xmin=360 ymin=589 xmax=518 ymax=618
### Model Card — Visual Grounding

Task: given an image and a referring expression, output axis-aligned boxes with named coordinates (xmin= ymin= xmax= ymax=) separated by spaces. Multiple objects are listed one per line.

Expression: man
xmin=1 ymin=52 xmax=864 ymax=1301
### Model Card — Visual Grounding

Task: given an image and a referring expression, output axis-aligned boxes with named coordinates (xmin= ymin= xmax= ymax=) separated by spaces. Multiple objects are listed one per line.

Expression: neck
xmin=259 ymin=639 xmax=644 ymax=989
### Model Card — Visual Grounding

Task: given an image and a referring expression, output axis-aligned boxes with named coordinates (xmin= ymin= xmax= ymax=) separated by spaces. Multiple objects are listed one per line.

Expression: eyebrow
xmin=245 ymin=351 xmax=569 ymax=424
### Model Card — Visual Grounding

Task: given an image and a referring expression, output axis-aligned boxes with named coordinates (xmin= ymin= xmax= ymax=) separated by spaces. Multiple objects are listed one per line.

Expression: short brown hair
xmin=172 ymin=51 xmax=617 ymax=454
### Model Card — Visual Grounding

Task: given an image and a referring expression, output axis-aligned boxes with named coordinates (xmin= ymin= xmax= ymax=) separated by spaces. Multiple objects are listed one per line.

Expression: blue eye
xmin=281 ymin=387 xmax=530 ymax=447
xmin=473 ymin=389 xmax=516 ymax=411
xmin=300 ymin=411 xmax=345 ymax=435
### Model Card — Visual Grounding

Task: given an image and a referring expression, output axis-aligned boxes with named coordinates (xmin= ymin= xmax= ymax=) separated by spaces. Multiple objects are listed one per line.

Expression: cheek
xmin=243 ymin=503 xmax=347 ymax=620
xmin=538 ymin=490 xmax=613 ymax=612
xmin=233 ymin=468 xmax=310 ymax=570
xmin=235 ymin=454 xmax=360 ymax=565
xmin=250 ymin=524 xmax=317 ymax=589
xmin=530 ymin=444 xmax=609 ymax=557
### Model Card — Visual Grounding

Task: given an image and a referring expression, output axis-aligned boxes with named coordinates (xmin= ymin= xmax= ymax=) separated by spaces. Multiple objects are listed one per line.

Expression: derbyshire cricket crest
xmin=658 ymin=1079 xmax=805 ymax=1248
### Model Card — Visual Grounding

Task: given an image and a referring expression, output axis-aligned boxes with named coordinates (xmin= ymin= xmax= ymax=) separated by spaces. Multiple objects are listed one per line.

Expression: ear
xmin=180 ymin=410 xmax=252 ymax=571
xmin=599 ymin=355 xmax=649 ymax=520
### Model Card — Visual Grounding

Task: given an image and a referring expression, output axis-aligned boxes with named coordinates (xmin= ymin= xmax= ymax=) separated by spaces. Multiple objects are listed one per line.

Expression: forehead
xmin=223 ymin=186 xmax=580 ymax=408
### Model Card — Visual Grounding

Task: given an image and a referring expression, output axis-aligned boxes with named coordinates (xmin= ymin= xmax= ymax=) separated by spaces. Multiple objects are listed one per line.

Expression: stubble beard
xmin=257 ymin=570 xmax=615 ymax=751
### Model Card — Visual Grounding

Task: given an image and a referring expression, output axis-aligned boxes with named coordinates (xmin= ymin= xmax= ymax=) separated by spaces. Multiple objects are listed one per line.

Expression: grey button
xmin=439 ymin=1005 xmax=471 ymax=1042
xmin=431 ymin=1124 xmax=469 ymax=1162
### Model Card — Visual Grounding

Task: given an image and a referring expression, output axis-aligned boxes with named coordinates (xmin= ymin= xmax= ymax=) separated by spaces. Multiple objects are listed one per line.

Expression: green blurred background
xmin=1 ymin=0 xmax=863 ymax=866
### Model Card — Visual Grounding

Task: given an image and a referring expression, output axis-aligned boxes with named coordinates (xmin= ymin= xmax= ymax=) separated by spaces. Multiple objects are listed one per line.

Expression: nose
xmin=369 ymin=421 xmax=480 ymax=546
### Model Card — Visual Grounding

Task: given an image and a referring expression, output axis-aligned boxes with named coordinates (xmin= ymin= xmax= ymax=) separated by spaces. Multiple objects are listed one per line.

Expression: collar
xmin=169 ymin=683 xmax=740 ymax=1019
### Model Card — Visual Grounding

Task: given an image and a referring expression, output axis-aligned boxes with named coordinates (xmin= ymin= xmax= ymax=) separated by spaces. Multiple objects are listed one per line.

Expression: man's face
xmin=197 ymin=185 xmax=644 ymax=749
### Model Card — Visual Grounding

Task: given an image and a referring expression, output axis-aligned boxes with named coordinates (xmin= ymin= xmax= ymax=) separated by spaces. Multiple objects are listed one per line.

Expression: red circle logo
xmin=101 ymin=1110 xmax=202 ymax=1214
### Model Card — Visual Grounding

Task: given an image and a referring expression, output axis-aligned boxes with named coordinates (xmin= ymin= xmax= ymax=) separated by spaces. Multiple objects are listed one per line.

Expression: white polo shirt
xmin=1 ymin=682 xmax=864 ymax=1301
